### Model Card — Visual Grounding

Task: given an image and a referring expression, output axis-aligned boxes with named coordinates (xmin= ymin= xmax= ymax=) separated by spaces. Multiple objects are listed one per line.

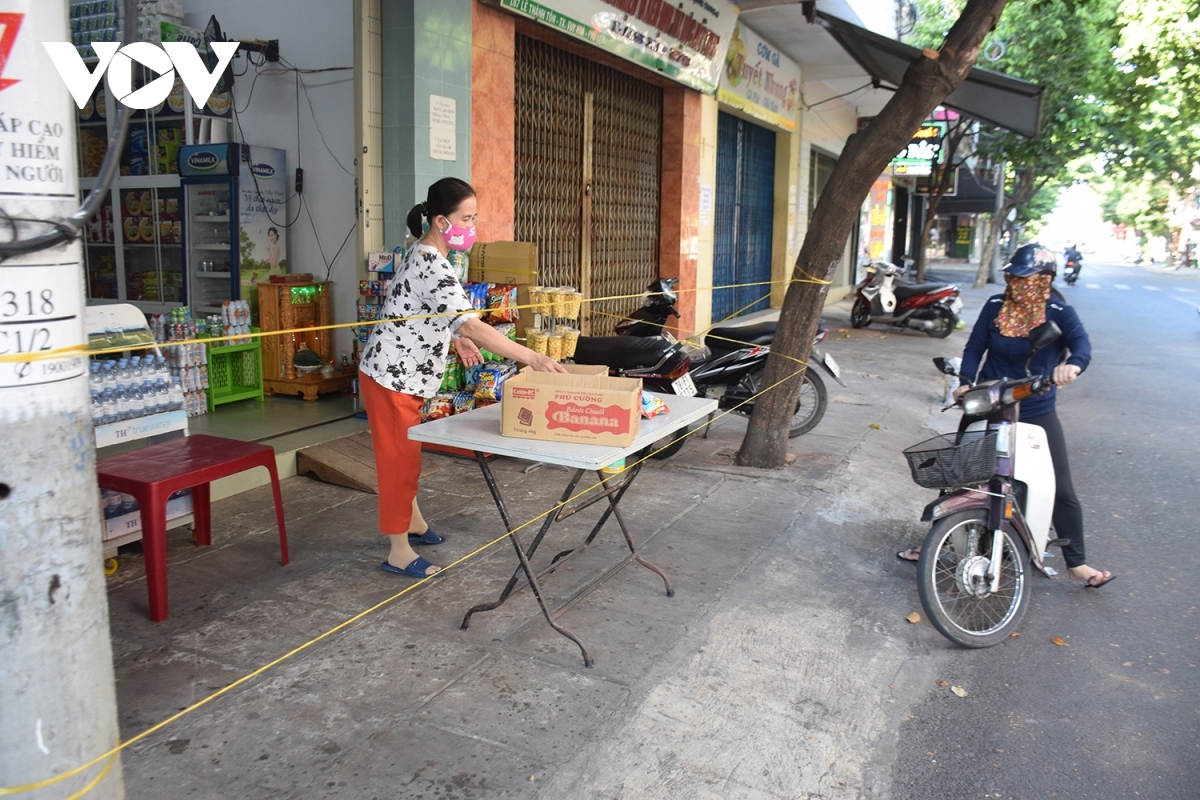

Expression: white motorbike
xmin=902 ymin=323 xmax=1063 ymax=647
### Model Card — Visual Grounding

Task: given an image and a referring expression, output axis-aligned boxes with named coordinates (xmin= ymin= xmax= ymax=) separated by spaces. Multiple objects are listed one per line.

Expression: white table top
xmin=409 ymin=394 xmax=718 ymax=470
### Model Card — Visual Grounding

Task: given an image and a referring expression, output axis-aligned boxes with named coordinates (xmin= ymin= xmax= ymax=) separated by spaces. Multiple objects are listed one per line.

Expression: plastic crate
xmin=903 ymin=430 xmax=997 ymax=489
xmin=206 ymin=341 xmax=264 ymax=411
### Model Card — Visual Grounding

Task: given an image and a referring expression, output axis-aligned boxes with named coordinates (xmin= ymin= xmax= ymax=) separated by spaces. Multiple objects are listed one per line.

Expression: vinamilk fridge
xmin=179 ymin=144 xmax=287 ymax=321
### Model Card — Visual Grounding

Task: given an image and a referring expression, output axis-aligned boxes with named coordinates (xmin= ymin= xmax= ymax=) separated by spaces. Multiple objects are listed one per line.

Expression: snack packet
xmin=474 ymin=365 xmax=508 ymax=401
xmin=453 ymin=390 xmax=476 ymax=415
xmin=466 ymin=282 xmax=491 ymax=311
xmin=425 ymin=393 xmax=455 ymax=421
xmin=486 ymin=284 xmax=518 ymax=323
xmin=640 ymin=392 xmax=669 ymax=419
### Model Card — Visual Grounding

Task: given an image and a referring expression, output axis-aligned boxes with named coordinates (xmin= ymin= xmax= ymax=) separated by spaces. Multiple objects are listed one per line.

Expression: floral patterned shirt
xmin=358 ymin=244 xmax=476 ymax=397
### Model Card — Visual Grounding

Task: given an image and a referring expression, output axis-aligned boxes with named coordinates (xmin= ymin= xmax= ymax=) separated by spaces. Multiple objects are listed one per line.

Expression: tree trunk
xmin=737 ymin=0 xmax=1012 ymax=468
xmin=974 ymin=211 xmax=1005 ymax=287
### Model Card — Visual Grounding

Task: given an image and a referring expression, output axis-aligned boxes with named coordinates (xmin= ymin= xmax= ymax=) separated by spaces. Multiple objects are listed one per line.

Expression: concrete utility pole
xmin=0 ymin=1 xmax=125 ymax=797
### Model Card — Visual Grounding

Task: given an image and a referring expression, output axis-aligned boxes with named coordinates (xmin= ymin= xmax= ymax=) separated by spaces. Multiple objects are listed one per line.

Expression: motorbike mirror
xmin=932 ymin=356 xmax=957 ymax=376
xmin=1028 ymin=321 xmax=1062 ymax=353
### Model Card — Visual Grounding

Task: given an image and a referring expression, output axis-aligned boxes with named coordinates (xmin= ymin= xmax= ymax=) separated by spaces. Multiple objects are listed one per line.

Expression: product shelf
xmin=206 ymin=339 xmax=264 ymax=412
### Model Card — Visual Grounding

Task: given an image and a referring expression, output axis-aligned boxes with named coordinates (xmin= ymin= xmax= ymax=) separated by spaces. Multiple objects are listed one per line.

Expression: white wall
xmin=184 ymin=1 xmax=358 ymax=358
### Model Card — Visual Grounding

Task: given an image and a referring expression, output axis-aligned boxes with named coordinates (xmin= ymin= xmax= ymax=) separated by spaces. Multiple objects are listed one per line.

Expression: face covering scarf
xmin=996 ymin=273 xmax=1053 ymax=338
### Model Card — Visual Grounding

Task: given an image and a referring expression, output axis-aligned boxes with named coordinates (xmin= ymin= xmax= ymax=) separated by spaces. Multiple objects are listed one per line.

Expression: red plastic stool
xmin=97 ymin=434 xmax=289 ymax=622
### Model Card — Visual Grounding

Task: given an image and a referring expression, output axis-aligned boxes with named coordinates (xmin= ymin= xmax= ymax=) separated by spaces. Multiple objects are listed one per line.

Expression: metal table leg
xmin=544 ymin=462 xmax=673 ymax=597
xmin=462 ymin=452 xmax=595 ymax=667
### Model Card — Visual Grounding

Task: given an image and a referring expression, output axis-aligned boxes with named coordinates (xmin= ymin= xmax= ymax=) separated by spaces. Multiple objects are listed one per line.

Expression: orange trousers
xmin=360 ymin=374 xmax=424 ymax=534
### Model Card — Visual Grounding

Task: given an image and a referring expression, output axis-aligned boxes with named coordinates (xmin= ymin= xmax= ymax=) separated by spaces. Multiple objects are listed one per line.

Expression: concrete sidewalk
xmin=102 ymin=280 xmax=1000 ymax=799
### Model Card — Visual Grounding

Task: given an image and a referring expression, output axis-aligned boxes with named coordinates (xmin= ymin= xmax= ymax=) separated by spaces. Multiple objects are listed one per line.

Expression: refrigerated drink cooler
xmin=179 ymin=143 xmax=287 ymax=322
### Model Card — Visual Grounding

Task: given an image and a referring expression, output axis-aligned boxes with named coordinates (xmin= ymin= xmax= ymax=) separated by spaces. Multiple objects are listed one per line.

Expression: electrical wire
xmin=802 ymin=80 xmax=877 ymax=111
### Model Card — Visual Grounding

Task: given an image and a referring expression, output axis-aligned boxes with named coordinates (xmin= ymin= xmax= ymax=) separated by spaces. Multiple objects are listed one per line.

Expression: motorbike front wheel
xmin=917 ymin=510 xmax=1030 ymax=648
xmin=740 ymin=366 xmax=828 ymax=437
xmin=850 ymin=298 xmax=871 ymax=328
xmin=923 ymin=306 xmax=956 ymax=339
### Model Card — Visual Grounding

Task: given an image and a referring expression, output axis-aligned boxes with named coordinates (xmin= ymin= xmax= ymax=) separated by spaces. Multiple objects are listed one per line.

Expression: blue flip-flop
xmin=381 ymin=556 xmax=442 ymax=578
xmin=408 ymin=528 xmax=446 ymax=545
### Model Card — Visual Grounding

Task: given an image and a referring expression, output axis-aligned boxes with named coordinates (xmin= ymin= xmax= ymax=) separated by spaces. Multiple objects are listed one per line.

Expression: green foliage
xmin=1100 ymin=0 xmax=1200 ymax=182
xmin=914 ymin=0 xmax=1121 ymax=212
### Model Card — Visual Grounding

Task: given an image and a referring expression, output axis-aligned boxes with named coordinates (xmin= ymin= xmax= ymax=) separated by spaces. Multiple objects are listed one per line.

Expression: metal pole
xmin=989 ymin=161 xmax=1005 ymax=283
xmin=0 ymin=2 xmax=125 ymax=797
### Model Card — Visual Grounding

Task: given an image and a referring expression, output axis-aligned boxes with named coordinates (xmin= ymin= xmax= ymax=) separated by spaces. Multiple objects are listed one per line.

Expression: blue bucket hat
xmin=1004 ymin=244 xmax=1057 ymax=278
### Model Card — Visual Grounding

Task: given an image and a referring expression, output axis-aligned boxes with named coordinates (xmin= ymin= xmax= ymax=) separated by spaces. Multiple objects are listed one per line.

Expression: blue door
xmin=712 ymin=112 xmax=776 ymax=324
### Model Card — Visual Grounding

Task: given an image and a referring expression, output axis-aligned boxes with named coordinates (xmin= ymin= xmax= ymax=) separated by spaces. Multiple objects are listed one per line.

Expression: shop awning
xmin=814 ymin=11 xmax=1044 ymax=139
xmin=933 ymin=168 xmax=1000 ymax=215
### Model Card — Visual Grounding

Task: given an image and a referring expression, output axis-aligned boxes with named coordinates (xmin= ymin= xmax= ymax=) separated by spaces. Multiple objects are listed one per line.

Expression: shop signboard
xmin=889 ymin=120 xmax=948 ymax=177
xmin=488 ymin=0 xmax=738 ymax=94
xmin=717 ymin=22 xmax=800 ymax=131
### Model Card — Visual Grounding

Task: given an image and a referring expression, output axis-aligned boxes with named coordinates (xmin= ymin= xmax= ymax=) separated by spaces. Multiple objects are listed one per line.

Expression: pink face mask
xmin=440 ymin=220 xmax=476 ymax=251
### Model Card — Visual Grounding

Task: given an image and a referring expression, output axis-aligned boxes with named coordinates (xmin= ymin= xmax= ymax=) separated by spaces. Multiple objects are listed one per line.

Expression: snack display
xmin=530 ymin=286 xmax=552 ymax=315
xmin=560 ymin=327 xmax=581 ymax=358
xmin=546 ymin=332 xmax=566 ymax=361
xmin=641 ymin=392 xmax=670 ymax=418
xmin=526 ymin=328 xmax=549 ymax=355
xmin=562 ymin=290 xmax=583 ymax=319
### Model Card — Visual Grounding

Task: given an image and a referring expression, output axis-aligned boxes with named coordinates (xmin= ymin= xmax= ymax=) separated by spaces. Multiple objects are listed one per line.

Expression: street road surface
xmin=892 ymin=261 xmax=1200 ymax=799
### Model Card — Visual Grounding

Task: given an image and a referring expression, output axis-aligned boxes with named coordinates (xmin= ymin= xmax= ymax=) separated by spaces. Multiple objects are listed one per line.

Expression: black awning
xmin=816 ymin=11 xmax=1044 ymax=139
xmin=934 ymin=168 xmax=999 ymax=215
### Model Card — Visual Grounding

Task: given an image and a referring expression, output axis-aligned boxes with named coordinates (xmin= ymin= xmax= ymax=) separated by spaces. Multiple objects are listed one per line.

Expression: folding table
xmin=409 ymin=396 xmax=717 ymax=666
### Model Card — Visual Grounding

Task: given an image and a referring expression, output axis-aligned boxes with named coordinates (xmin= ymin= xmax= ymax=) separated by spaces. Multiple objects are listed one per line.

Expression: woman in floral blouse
xmin=359 ymin=178 xmax=566 ymax=578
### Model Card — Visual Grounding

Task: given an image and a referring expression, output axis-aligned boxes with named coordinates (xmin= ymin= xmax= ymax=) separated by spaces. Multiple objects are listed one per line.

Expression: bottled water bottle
xmin=114 ymin=384 xmax=131 ymax=420
xmin=91 ymin=390 xmax=104 ymax=427
xmin=103 ymin=360 xmax=118 ymax=392
xmin=154 ymin=378 xmax=169 ymax=414
xmin=127 ymin=382 xmax=145 ymax=419
xmin=116 ymin=358 xmax=131 ymax=385
xmin=155 ymin=356 xmax=168 ymax=379
xmin=100 ymin=387 xmax=115 ymax=425
xmin=90 ymin=362 xmax=103 ymax=392
xmin=130 ymin=356 xmax=143 ymax=381
xmin=169 ymin=376 xmax=185 ymax=411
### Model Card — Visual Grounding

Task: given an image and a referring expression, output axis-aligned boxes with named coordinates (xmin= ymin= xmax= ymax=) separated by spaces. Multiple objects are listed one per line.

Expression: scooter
xmin=1063 ymin=256 xmax=1081 ymax=285
xmin=572 ymin=279 xmax=846 ymax=457
xmin=902 ymin=322 xmax=1063 ymax=648
xmin=850 ymin=262 xmax=963 ymax=338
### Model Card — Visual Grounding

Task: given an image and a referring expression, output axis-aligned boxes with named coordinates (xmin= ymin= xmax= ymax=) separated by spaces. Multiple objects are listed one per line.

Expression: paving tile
xmin=415 ymin=651 xmax=629 ymax=764
xmin=320 ymin=722 xmax=550 ymax=799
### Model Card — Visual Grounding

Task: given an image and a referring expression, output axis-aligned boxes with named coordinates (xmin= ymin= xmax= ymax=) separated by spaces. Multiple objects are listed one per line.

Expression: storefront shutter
xmin=515 ymin=36 xmax=662 ymax=335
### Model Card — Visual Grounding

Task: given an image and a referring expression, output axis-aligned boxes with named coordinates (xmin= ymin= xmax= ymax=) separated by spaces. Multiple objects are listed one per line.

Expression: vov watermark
xmin=42 ymin=41 xmax=238 ymax=110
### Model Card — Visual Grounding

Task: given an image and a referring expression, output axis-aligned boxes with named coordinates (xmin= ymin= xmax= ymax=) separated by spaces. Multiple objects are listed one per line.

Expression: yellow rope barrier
xmin=0 ymin=274 xmax=832 ymax=365
xmin=0 ymin=358 xmax=811 ymax=798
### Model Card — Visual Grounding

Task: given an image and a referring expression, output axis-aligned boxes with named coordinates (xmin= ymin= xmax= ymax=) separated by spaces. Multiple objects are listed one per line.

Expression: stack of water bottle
xmin=100 ymin=487 xmax=191 ymax=527
xmin=150 ymin=308 xmax=211 ymax=416
xmin=218 ymin=299 xmax=253 ymax=345
xmin=89 ymin=355 xmax=186 ymax=427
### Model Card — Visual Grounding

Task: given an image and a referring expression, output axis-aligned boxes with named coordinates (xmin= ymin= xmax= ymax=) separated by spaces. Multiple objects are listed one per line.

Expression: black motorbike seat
xmin=893 ymin=282 xmax=949 ymax=300
xmin=705 ymin=320 xmax=777 ymax=352
xmin=571 ymin=335 xmax=674 ymax=370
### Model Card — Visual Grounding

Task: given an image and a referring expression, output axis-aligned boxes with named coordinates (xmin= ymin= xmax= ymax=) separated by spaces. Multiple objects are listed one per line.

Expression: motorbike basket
xmin=903 ymin=430 xmax=998 ymax=489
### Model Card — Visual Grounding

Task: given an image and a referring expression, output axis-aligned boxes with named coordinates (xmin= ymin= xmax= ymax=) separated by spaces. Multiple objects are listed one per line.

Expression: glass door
xmin=186 ymin=182 xmax=236 ymax=316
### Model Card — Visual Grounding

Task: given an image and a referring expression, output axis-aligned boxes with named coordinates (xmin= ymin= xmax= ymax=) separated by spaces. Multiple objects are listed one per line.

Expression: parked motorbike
xmin=850 ymin=262 xmax=962 ymax=338
xmin=1063 ymin=256 xmax=1081 ymax=285
xmin=571 ymin=279 xmax=845 ymax=458
xmin=902 ymin=322 xmax=1064 ymax=647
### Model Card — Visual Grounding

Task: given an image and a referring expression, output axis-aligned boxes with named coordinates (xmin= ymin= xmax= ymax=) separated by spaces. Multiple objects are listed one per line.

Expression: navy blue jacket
xmin=959 ymin=294 xmax=1092 ymax=418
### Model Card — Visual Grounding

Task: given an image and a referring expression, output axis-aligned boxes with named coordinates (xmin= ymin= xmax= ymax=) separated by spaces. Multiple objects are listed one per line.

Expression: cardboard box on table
xmin=501 ymin=364 xmax=642 ymax=447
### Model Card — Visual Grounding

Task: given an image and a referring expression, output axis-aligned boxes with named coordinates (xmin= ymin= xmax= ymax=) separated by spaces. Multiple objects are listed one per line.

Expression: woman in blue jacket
xmin=899 ymin=244 xmax=1115 ymax=588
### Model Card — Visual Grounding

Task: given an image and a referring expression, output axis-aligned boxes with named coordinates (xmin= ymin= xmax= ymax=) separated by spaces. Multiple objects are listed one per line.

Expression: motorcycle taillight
xmin=665 ymin=357 xmax=691 ymax=381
